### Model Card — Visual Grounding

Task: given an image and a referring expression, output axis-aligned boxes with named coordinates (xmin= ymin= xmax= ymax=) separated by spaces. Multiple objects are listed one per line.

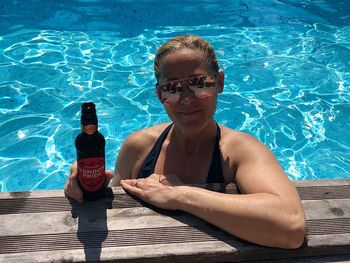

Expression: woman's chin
xmin=174 ymin=118 xmax=210 ymax=134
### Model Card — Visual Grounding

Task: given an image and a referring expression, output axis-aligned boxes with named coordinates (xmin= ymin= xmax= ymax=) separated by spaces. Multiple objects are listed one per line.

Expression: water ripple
xmin=0 ymin=0 xmax=350 ymax=191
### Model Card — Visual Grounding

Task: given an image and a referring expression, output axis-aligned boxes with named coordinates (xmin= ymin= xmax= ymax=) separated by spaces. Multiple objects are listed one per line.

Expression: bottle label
xmin=78 ymin=157 xmax=105 ymax=192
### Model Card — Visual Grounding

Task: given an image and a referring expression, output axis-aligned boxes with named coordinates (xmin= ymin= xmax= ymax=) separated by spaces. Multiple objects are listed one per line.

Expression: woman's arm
xmin=109 ymin=132 xmax=145 ymax=186
xmin=121 ymin=134 xmax=306 ymax=249
xmin=173 ymin=186 xmax=305 ymax=249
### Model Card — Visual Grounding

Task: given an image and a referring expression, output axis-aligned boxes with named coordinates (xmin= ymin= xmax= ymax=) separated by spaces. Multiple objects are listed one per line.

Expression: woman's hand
xmin=64 ymin=160 xmax=113 ymax=203
xmin=64 ymin=161 xmax=84 ymax=203
xmin=120 ymin=173 xmax=182 ymax=210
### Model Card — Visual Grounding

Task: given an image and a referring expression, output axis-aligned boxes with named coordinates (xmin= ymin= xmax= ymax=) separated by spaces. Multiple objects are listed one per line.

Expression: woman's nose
xmin=179 ymin=86 xmax=196 ymax=104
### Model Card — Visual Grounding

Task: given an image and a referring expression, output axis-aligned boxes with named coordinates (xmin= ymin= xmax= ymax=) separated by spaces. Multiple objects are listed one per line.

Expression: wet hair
xmin=154 ymin=34 xmax=220 ymax=81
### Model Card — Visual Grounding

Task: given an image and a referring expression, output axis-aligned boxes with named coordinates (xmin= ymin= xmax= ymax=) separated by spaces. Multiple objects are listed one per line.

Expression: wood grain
xmin=0 ymin=179 xmax=349 ymax=263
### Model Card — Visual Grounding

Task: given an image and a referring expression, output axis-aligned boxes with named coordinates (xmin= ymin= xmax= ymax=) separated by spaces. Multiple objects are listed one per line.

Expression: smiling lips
xmin=178 ymin=109 xmax=202 ymax=116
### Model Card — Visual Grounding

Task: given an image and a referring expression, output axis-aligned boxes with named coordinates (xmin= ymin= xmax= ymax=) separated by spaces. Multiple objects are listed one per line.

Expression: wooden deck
xmin=0 ymin=179 xmax=349 ymax=262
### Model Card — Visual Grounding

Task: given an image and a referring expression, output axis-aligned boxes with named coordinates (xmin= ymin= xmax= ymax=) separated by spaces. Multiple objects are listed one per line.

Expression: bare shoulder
xmin=123 ymin=122 xmax=172 ymax=153
xmin=220 ymin=125 xmax=295 ymax=196
xmin=219 ymin=125 xmax=267 ymax=163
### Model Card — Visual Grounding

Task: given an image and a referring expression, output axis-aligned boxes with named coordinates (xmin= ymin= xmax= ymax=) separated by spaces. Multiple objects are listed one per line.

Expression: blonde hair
xmin=154 ymin=34 xmax=220 ymax=81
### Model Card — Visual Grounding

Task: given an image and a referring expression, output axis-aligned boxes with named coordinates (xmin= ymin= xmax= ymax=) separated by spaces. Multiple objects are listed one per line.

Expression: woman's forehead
xmin=159 ymin=49 xmax=209 ymax=81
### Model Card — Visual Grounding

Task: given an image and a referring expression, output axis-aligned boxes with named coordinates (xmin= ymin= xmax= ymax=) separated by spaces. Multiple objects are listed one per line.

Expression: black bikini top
xmin=138 ymin=123 xmax=225 ymax=183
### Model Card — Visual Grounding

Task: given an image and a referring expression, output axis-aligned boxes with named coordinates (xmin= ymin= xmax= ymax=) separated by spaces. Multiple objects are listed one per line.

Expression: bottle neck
xmin=82 ymin=124 xmax=98 ymax=135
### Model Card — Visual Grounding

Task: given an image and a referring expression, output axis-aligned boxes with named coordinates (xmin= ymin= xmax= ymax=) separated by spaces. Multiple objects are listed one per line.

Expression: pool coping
xmin=0 ymin=179 xmax=349 ymax=262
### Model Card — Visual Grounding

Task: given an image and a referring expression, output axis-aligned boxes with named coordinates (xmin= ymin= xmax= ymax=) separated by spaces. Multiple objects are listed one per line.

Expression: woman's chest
xmin=155 ymin=151 xmax=213 ymax=184
xmin=132 ymin=136 xmax=236 ymax=183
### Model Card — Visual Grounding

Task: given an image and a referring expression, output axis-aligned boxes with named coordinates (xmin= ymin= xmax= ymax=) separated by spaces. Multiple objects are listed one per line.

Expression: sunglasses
xmin=156 ymin=75 xmax=216 ymax=104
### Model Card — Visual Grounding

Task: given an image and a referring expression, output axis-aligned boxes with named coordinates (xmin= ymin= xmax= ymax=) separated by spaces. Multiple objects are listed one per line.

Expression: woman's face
xmin=158 ymin=48 xmax=223 ymax=133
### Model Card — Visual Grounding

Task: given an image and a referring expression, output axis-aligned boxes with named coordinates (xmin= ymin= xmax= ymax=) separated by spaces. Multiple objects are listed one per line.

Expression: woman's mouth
xmin=178 ymin=109 xmax=202 ymax=117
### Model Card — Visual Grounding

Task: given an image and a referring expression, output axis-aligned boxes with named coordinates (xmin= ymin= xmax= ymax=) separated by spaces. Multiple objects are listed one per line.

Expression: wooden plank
xmin=0 ymin=187 xmax=126 ymax=199
xmin=0 ymin=189 xmax=64 ymax=199
xmin=0 ymin=242 xmax=238 ymax=263
xmin=307 ymin=233 xmax=350 ymax=247
xmin=0 ymin=226 xmax=233 ymax=255
xmin=297 ymin=185 xmax=350 ymax=200
xmin=303 ymin=199 xmax=350 ymax=220
xmin=3 ymin=235 xmax=344 ymax=263
xmin=306 ymin=219 xmax=350 ymax=235
xmin=0 ymin=179 xmax=348 ymax=200
xmin=0 ymin=209 xmax=196 ymax=237
xmin=1 ymin=198 xmax=349 ymax=237
xmin=0 ymin=193 xmax=142 ymax=215
xmin=242 ymin=254 xmax=350 ymax=263
xmin=1 ymin=181 xmax=349 ymax=215
xmin=0 ymin=233 xmax=349 ymax=263
xmin=0 ymin=217 xmax=349 ymax=256
xmin=0 ymin=181 xmax=349 ymax=263
xmin=225 ymin=183 xmax=350 ymax=200
xmin=292 ymin=180 xmax=350 ymax=187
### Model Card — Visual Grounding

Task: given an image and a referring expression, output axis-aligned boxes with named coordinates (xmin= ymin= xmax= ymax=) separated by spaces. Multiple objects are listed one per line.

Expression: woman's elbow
xmin=280 ymin=212 xmax=306 ymax=249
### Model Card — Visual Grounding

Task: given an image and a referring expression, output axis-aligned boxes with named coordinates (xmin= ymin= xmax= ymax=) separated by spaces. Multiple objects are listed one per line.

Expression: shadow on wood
xmin=68 ymin=188 xmax=114 ymax=261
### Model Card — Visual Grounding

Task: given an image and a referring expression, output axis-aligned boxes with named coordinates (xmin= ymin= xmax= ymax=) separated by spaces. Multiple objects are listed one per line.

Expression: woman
xmin=65 ymin=34 xmax=306 ymax=249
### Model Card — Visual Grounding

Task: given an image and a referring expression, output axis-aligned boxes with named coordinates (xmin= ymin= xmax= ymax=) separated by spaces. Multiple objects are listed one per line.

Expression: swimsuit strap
xmin=206 ymin=123 xmax=225 ymax=183
xmin=138 ymin=123 xmax=173 ymax=179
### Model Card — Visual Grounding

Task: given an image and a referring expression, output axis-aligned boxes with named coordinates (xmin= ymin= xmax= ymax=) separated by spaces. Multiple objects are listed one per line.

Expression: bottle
xmin=75 ymin=102 xmax=106 ymax=201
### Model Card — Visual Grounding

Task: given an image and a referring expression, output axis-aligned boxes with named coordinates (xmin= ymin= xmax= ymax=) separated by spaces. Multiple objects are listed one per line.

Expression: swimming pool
xmin=0 ymin=0 xmax=349 ymax=192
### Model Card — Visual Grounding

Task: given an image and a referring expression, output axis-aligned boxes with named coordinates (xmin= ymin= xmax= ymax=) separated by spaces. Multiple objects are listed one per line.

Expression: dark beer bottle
xmin=75 ymin=102 xmax=106 ymax=201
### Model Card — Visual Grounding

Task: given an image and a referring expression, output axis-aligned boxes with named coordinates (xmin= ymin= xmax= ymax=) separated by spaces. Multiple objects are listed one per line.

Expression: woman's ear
xmin=217 ymin=71 xmax=224 ymax=93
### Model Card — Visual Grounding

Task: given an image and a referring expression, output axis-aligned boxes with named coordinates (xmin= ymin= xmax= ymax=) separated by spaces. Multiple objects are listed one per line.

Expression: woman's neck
xmin=169 ymin=120 xmax=217 ymax=155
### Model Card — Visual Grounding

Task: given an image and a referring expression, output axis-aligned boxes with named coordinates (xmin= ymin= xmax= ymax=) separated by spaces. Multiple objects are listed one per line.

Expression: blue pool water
xmin=0 ymin=0 xmax=349 ymax=192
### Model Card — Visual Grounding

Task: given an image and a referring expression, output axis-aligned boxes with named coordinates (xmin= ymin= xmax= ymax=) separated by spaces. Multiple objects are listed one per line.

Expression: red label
xmin=78 ymin=157 xmax=105 ymax=192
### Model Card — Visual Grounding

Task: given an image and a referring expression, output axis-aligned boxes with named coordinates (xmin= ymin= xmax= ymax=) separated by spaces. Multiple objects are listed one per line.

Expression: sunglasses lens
xmin=157 ymin=76 xmax=216 ymax=103
xmin=158 ymin=81 xmax=182 ymax=103
xmin=191 ymin=87 xmax=215 ymax=99
xmin=161 ymin=91 xmax=181 ymax=103
xmin=189 ymin=76 xmax=215 ymax=100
